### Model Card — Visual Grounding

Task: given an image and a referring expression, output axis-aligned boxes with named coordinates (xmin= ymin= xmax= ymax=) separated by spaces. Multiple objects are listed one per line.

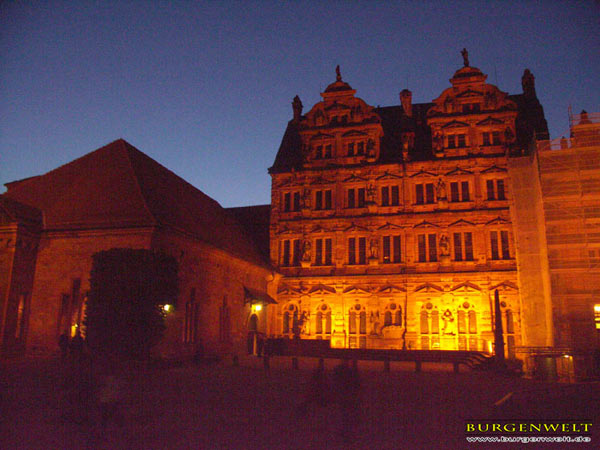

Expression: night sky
xmin=1 ymin=1 xmax=599 ymax=207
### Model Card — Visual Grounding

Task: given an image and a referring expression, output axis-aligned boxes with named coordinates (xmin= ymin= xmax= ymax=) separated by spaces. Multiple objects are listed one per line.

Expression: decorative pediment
xmin=308 ymin=284 xmax=336 ymax=295
xmin=486 ymin=216 xmax=510 ymax=226
xmin=342 ymin=130 xmax=368 ymax=138
xmin=343 ymin=285 xmax=372 ymax=294
xmin=448 ymin=219 xmax=475 ymax=227
xmin=378 ymin=222 xmax=403 ymax=231
xmin=441 ymin=120 xmax=469 ymax=129
xmin=376 ymin=171 xmax=403 ymax=180
xmin=378 ymin=284 xmax=406 ymax=294
xmin=311 ymin=176 xmax=335 ymax=185
xmin=343 ymin=174 xmax=368 ymax=182
xmin=276 ymin=227 xmax=300 ymax=235
xmin=489 ymin=281 xmax=519 ymax=292
xmin=455 ymin=89 xmax=484 ymax=98
xmin=451 ymin=281 xmax=482 ymax=293
xmin=414 ymin=220 xmax=440 ymax=229
xmin=324 ymin=102 xmax=351 ymax=112
xmin=410 ymin=169 xmax=437 ymax=178
xmin=414 ymin=282 xmax=444 ymax=293
xmin=481 ymin=164 xmax=507 ymax=174
xmin=476 ymin=116 xmax=504 ymax=126
xmin=277 ymin=284 xmax=305 ymax=295
xmin=445 ymin=167 xmax=473 ymax=176
xmin=310 ymin=132 xmax=335 ymax=141
xmin=310 ymin=225 xmax=329 ymax=234
xmin=344 ymin=223 xmax=370 ymax=232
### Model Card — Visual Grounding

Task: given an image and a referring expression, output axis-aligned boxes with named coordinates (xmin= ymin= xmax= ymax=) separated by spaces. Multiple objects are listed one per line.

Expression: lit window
xmin=594 ymin=305 xmax=600 ymax=330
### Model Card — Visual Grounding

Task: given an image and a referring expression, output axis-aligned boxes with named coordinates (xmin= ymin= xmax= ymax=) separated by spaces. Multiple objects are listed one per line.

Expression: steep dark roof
xmin=0 ymin=196 xmax=42 ymax=229
xmin=2 ymin=139 xmax=269 ymax=267
xmin=226 ymin=204 xmax=271 ymax=261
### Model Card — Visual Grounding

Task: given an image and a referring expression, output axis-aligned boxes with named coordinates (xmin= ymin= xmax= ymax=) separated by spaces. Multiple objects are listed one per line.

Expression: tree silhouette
xmin=84 ymin=248 xmax=178 ymax=358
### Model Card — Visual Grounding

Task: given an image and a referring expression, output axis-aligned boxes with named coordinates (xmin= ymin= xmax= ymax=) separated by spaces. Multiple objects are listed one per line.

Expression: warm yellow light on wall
xmin=253 ymin=304 xmax=262 ymax=312
xmin=163 ymin=304 xmax=172 ymax=313
xmin=595 ymin=304 xmax=600 ymax=329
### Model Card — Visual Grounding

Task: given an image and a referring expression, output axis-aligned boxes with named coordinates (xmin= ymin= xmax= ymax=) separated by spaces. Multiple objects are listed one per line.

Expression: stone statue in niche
xmin=461 ymin=48 xmax=469 ymax=67
xmin=442 ymin=309 xmax=455 ymax=335
xmin=366 ymin=183 xmax=376 ymax=204
xmin=370 ymin=311 xmax=380 ymax=335
xmin=301 ymin=239 xmax=311 ymax=262
xmin=369 ymin=238 xmax=379 ymax=259
xmin=439 ymin=234 xmax=450 ymax=256
xmin=436 ymin=179 xmax=447 ymax=200
xmin=366 ymin=139 xmax=376 ymax=157
xmin=433 ymin=133 xmax=443 ymax=152
xmin=301 ymin=188 xmax=311 ymax=208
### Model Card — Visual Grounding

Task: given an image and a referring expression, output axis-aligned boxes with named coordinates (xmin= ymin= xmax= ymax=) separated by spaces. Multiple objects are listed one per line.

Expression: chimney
xmin=400 ymin=89 xmax=412 ymax=117
xmin=521 ymin=69 xmax=536 ymax=99
xmin=292 ymin=95 xmax=303 ymax=122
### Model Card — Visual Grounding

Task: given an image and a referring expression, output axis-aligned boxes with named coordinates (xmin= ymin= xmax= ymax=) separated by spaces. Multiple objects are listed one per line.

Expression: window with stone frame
xmin=447 ymin=134 xmax=467 ymax=149
xmin=489 ymin=230 xmax=511 ymax=260
xmin=415 ymin=183 xmax=435 ymax=204
xmin=313 ymin=143 xmax=333 ymax=159
xmin=449 ymin=181 xmax=471 ymax=202
xmin=417 ymin=233 xmax=438 ymax=262
xmin=420 ymin=306 xmax=440 ymax=350
xmin=382 ymin=235 xmax=402 ymax=263
xmin=381 ymin=185 xmax=400 ymax=206
xmin=281 ymin=239 xmax=302 ymax=266
xmin=348 ymin=236 xmax=367 ymax=265
xmin=457 ymin=306 xmax=478 ymax=350
xmin=315 ymin=189 xmax=333 ymax=210
xmin=482 ymin=131 xmax=501 ymax=146
xmin=314 ymin=237 xmax=333 ymax=266
xmin=283 ymin=303 xmax=299 ymax=335
xmin=453 ymin=232 xmax=474 ymax=261
xmin=486 ymin=178 xmax=506 ymax=200
xmin=348 ymin=304 xmax=367 ymax=348
xmin=384 ymin=302 xmax=403 ymax=326
xmin=282 ymin=191 xmax=301 ymax=212
xmin=347 ymin=187 xmax=366 ymax=208
xmin=315 ymin=303 xmax=332 ymax=337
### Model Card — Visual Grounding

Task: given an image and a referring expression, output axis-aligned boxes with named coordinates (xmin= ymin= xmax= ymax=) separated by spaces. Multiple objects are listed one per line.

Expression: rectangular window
xmin=425 ymin=183 xmax=435 ymax=203
xmin=325 ymin=190 xmax=332 ymax=209
xmin=293 ymin=192 xmax=300 ymax=211
xmin=324 ymin=144 xmax=332 ymax=159
xmin=418 ymin=234 xmax=427 ymax=262
xmin=348 ymin=189 xmax=355 ymax=208
xmin=348 ymin=142 xmax=355 ymax=156
xmin=447 ymin=135 xmax=456 ymax=149
xmin=357 ymin=188 xmax=365 ymax=207
xmin=315 ymin=191 xmax=323 ymax=210
xmin=315 ymin=190 xmax=332 ymax=210
xmin=501 ymin=230 xmax=510 ymax=259
xmin=453 ymin=233 xmax=462 ymax=261
xmin=416 ymin=184 xmax=424 ymax=204
xmin=487 ymin=179 xmax=495 ymax=200
xmin=282 ymin=240 xmax=291 ymax=266
xmin=461 ymin=181 xmax=470 ymax=201
xmin=464 ymin=232 xmax=473 ymax=260
xmin=315 ymin=145 xmax=323 ymax=159
xmin=393 ymin=236 xmax=401 ymax=262
xmin=325 ymin=238 xmax=332 ymax=265
xmin=358 ymin=237 xmax=366 ymax=264
xmin=357 ymin=142 xmax=364 ymax=155
xmin=381 ymin=186 xmax=390 ymax=206
xmin=315 ymin=239 xmax=323 ymax=265
xmin=483 ymin=132 xmax=491 ymax=146
xmin=492 ymin=131 xmax=501 ymax=145
xmin=391 ymin=186 xmax=399 ymax=205
xmin=348 ymin=238 xmax=356 ymax=265
xmin=428 ymin=234 xmax=437 ymax=262
xmin=450 ymin=182 xmax=460 ymax=202
xmin=497 ymin=179 xmax=505 ymax=200
xmin=457 ymin=134 xmax=466 ymax=148
xmin=383 ymin=236 xmax=391 ymax=262
xmin=284 ymin=192 xmax=291 ymax=212
xmin=293 ymin=239 xmax=301 ymax=266
xmin=490 ymin=231 xmax=499 ymax=260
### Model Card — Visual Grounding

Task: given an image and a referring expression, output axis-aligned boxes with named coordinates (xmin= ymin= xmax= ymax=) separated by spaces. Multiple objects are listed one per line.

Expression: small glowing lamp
xmin=594 ymin=305 xmax=600 ymax=313
xmin=254 ymin=304 xmax=262 ymax=312
xmin=163 ymin=304 xmax=172 ymax=313
xmin=563 ymin=354 xmax=571 ymax=359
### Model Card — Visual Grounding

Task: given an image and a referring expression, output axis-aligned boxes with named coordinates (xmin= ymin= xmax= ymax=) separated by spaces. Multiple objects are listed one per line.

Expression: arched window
xmin=394 ymin=308 xmax=402 ymax=326
xmin=384 ymin=311 xmax=392 ymax=326
xmin=431 ymin=310 xmax=439 ymax=334
xmin=468 ymin=310 xmax=477 ymax=334
xmin=315 ymin=304 xmax=332 ymax=338
xmin=349 ymin=304 xmax=366 ymax=348
xmin=458 ymin=310 xmax=466 ymax=334
xmin=283 ymin=303 xmax=299 ymax=335
xmin=384 ymin=303 xmax=402 ymax=327
xmin=420 ymin=311 xmax=429 ymax=334
xmin=248 ymin=314 xmax=258 ymax=332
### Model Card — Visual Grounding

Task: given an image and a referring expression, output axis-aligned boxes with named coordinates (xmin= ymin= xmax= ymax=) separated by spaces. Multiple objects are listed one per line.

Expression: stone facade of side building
xmin=0 ymin=139 xmax=277 ymax=358
xmin=268 ymin=54 xmax=549 ymax=363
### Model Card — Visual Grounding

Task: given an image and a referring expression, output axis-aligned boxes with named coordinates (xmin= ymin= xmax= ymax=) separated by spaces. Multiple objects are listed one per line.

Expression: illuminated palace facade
xmin=268 ymin=54 xmax=550 ymax=358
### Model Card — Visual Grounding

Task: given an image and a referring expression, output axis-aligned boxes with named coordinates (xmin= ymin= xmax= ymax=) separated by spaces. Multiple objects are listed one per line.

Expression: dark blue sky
xmin=1 ymin=1 xmax=599 ymax=207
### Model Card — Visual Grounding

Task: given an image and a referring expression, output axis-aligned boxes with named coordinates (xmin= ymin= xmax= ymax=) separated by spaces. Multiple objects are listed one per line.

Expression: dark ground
xmin=1 ymin=355 xmax=598 ymax=449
